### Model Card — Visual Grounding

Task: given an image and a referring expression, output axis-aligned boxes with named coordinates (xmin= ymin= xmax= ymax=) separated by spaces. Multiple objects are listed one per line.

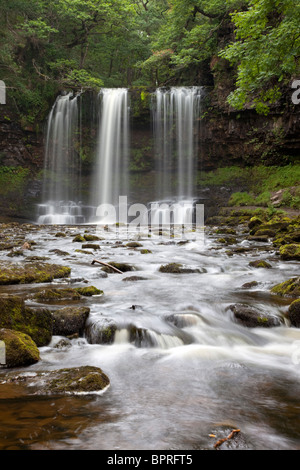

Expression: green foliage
xmin=220 ymin=0 xmax=300 ymax=113
xmin=0 ymin=166 xmax=30 ymax=196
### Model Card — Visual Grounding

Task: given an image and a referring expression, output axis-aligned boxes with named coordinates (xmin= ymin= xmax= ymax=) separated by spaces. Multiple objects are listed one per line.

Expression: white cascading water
xmin=152 ymin=86 xmax=202 ymax=200
xmin=90 ymin=88 xmax=129 ymax=222
xmin=37 ymin=92 xmax=84 ymax=224
xmin=151 ymin=87 xmax=203 ymax=227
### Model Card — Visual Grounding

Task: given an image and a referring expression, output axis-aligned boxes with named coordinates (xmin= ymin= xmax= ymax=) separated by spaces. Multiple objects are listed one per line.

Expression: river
xmin=0 ymin=221 xmax=299 ymax=450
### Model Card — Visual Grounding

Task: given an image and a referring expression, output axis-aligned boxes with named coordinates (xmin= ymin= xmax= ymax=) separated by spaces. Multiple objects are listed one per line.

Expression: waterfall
xmin=37 ymin=92 xmax=84 ymax=224
xmin=152 ymin=87 xmax=202 ymax=201
xmin=90 ymin=88 xmax=129 ymax=221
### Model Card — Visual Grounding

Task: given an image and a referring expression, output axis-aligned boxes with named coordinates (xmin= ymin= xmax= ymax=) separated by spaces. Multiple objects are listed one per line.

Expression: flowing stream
xmin=0 ymin=224 xmax=299 ymax=450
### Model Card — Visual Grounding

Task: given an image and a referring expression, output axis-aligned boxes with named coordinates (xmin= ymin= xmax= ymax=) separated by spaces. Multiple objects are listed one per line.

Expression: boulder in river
xmin=271 ymin=277 xmax=300 ymax=298
xmin=286 ymin=300 xmax=300 ymax=328
xmin=0 ymin=261 xmax=71 ymax=285
xmin=249 ymin=259 xmax=272 ymax=269
xmin=159 ymin=262 xmax=204 ymax=274
xmin=279 ymin=244 xmax=300 ymax=261
xmin=0 ymin=328 xmax=40 ymax=367
xmin=0 ymin=295 xmax=52 ymax=346
xmin=228 ymin=303 xmax=281 ymax=328
xmin=52 ymin=306 xmax=90 ymax=337
xmin=1 ymin=366 xmax=110 ymax=395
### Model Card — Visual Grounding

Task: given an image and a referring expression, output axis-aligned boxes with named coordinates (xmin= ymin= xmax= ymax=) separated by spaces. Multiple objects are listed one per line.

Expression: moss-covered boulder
xmin=52 ymin=306 xmax=90 ymax=337
xmin=83 ymin=234 xmax=101 ymax=241
xmin=82 ymin=243 xmax=101 ymax=250
xmin=270 ymin=277 xmax=300 ymax=298
xmin=228 ymin=304 xmax=281 ymax=328
xmin=279 ymin=244 xmax=300 ymax=261
xmin=248 ymin=217 xmax=263 ymax=231
xmin=126 ymin=241 xmax=143 ymax=248
xmin=85 ymin=317 xmax=117 ymax=344
xmin=72 ymin=234 xmax=85 ymax=242
xmin=249 ymin=259 xmax=272 ymax=269
xmin=0 ymin=261 xmax=71 ymax=285
xmin=75 ymin=286 xmax=103 ymax=296
xmin=0 ymin=328 xmax=40 ymax=367
xmin=287 ymin=299 xmax=300 ymax=328
xmin=159 ymin=263 xmax=203 ymax=274
xmin=2 ymin=366 xmax=110 ymax=394
xmin=0 ymin=296 xmax=52 ymax=346
xmin=33 ymin=288 xmax=82 ymax=302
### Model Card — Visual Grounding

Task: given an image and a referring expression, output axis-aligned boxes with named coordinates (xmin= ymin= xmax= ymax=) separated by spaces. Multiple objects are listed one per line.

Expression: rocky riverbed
xmin=0 ymin=207 xmax=299 ymax=450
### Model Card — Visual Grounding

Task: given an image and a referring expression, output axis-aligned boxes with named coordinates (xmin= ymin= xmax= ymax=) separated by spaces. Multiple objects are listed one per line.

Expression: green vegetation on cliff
xmin=0 ymin=0 xmax=299 ymax=123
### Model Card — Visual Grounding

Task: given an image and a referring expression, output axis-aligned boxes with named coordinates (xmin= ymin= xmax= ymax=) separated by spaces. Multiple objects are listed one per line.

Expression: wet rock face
xmin=52 ymin=306 xmax=90 ymax=337
xmin=287 ymin=300 xmax=300 ymax=328
xmin=1 ymin=366 xmax=110 ymax=395
xmin=228 ymin=304 xmax=281 ymax=328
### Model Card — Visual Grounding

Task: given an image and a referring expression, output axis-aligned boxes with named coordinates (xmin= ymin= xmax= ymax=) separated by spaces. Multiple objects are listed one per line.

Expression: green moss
xmin=0 ymin=261 xmax=71 ymax=285
xmin=47 ymin=366 xmax=110 ymax=393
xmin=249 ymin=260 xmax=272 ymax=268
xmin=33 ymin=288 xmax=82 ymax=301
xmin=0 ymin=328 xmax=40 ymax=367
xmin=279 ymin=244 xmax=300 ymax=261
xmin=271 ymin=277 xmax=300 ymax=297
xmin=75 ymin=286 xmax=103 ymax=296
xmin=83 ymin=234 xmax=101 ymax=241
xmin=72 ymin=234 xmax=85 ymax=242
xmin=0 ymin=296 xmax=53 ymax=346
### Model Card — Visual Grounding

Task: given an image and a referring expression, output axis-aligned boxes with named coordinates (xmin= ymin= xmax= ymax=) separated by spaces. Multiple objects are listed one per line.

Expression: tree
xmin=219 ymin=0 xmax=300 ymax=114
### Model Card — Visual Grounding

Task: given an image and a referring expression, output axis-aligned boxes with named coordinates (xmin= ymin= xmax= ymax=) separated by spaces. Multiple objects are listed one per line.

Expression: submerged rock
xmin=228 ymin=304 xmax=281 ymax=328
xmin=0 ymin=328 xmax=40 ymax=367
xmin=52 ymin=306 xmax=90 ymax=337
xmin=271 ymin=277 xmax=300 ymax=298
xmin=0 ymin=261 xmax=71 ymax=285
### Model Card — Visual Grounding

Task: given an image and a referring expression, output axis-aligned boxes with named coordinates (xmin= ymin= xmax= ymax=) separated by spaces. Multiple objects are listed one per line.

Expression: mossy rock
xmin=122 ymin=276 xmax=148 ymax=282
xmin=82 ymin=244 xmax=101 ymax=250
xmin=47 ymin=366 xmax=110 ymax=394
xmin=72 ymin=235 xmax=85 ymax=242
xmin=248 ymin=217 xmax=263 ymax=231
xmin=52 ymin=306 xmax=90 ymax=337
xmin=271 ymin=277 xmax=300 ymax=297
xmin=287 ymin=299 xmax=300 ymax=327
xmin=279 ymin=244 xmax=300 ymax=261
xmin=215 ymin=228 xmax=236 ymax=235
xmin=3 ymin=366 xmax=110 ymax=395
xmin=101 ymin=262 xmax=135 ymax=273
xmin=55 ymin=232 xmax=66 ymax=237
xmin=159 ymin=263 xmax=203 ymax=274
xmin=33 ymin=287 xmax=82 ymax=302
xmin=249 ymin=260 xmax=272 ymax=269
xmin=75 ymin=286 xmax=103 ymax=296
xmin=0 ymin=261 xmax=71 ymax=285
xmin=140 ymin=249 xmax=152 ymax=254
xmin=83 ymin=234 xmax=101 ymax=241
xmin=228 ymin=304 xmax=281 ymax=328
xmin=85 ymin=317 xmax=117 ymax=344
xmin=241 ymin=281 xmax=259 ymax=289
xmin=126 ymin=241 xmax=143 ymax=248
xmin=49 ymin=249 xmax=70 ymax=256
xmin=0 ymin=296 xmax=52 ymax=346
xmin=0 ymin=328 xmax=40 ymax=368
